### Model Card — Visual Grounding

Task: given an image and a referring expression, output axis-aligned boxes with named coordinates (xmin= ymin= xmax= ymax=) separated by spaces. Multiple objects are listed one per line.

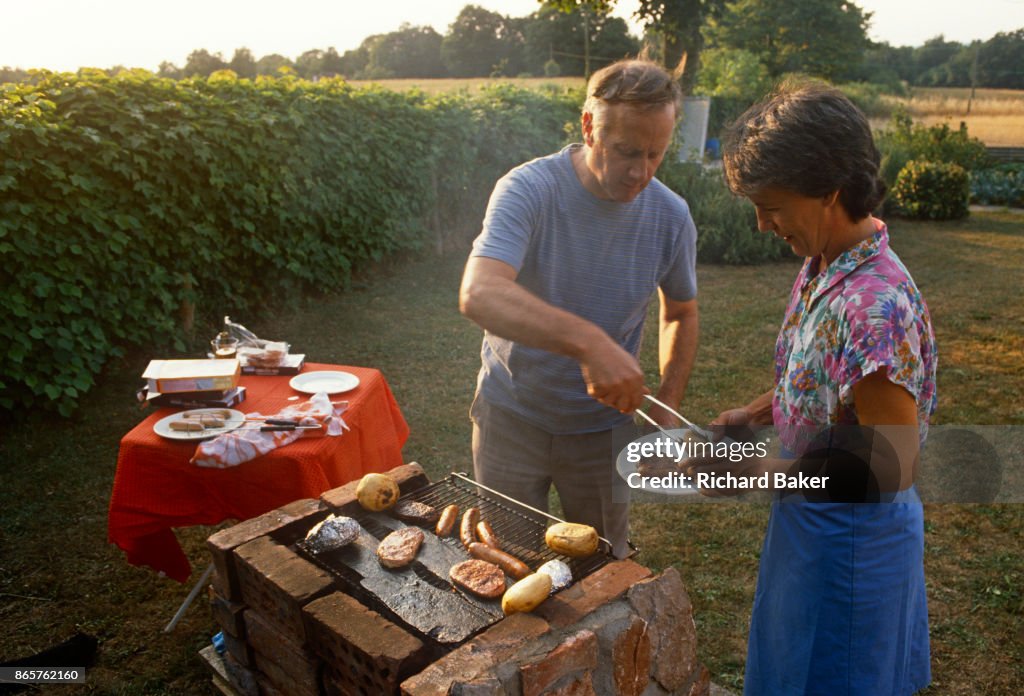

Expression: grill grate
xmin=399 ymin=473 xmax=613 ymax=579
xmin=295 ymin=473 xmax=614 ymax=647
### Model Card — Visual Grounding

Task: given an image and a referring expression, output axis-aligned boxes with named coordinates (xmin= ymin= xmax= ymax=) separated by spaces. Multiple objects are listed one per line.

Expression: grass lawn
xmin=0 ymin=211 xmax=1021 ymax=694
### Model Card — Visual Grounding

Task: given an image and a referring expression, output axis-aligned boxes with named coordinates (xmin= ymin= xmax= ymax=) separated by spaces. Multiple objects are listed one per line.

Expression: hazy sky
xmin=4 ymin=0 xmax=1024 ymax=72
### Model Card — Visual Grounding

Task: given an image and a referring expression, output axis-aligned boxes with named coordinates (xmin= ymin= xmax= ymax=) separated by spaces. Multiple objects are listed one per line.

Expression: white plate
xmin=289 ymin=370 xmax=360 ymax=395
xmin=153 ymin=408 xmax=246 ymax=441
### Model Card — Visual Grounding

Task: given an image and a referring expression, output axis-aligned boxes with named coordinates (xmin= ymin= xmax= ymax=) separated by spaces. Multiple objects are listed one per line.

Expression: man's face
xmin=581 ymin=101 xmax=676 ymax=203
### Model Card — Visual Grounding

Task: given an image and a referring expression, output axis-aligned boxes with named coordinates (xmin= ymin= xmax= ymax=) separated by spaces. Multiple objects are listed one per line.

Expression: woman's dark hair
xmin=722 ymin=80 xmax=886 ymax=220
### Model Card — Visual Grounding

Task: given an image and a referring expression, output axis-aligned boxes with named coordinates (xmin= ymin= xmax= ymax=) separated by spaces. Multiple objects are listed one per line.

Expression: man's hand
xmin=462 ymin=256 xmax=652 ymax=413
xmin=578 ymin=338 xmax=648 ymax=413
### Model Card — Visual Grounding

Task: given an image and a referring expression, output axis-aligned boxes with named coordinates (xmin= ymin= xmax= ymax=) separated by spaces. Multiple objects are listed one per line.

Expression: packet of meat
xmin=191 ymin=392 xmax=348 ymax=468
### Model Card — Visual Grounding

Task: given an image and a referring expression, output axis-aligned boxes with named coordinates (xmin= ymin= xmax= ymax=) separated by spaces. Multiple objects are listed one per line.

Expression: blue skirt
xmin=744 ymin=488 xmax=931 ymax=695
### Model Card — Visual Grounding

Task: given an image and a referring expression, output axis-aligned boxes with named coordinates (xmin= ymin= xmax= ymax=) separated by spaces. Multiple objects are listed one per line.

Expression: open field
xmin=347 ymin=76 xmax=585 ymax=95
xmin=880 ymin=86 xmax=1024 ymax=146
xmin=0 ymin=211 xmax=1021 ymax=694
xmin=351 ymin=78 xmax=1024 ymax=146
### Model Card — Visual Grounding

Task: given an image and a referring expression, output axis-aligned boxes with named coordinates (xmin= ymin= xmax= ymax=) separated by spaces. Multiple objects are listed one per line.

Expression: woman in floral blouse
xmin=692 ymin=83 xmax=937 ymax=695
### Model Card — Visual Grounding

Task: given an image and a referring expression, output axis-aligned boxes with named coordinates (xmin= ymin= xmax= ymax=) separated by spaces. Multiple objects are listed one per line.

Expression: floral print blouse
xmin=772 ymin=221 xmax=938 ymax=453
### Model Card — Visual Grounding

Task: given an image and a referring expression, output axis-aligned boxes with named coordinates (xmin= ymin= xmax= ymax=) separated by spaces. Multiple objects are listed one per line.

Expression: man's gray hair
xmin=583 ymin=59 xmax=683 ymax=118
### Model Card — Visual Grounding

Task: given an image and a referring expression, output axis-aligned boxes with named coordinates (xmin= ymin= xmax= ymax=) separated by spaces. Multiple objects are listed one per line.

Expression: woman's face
xmin=748 ymin=187 xmax=840 ymax=259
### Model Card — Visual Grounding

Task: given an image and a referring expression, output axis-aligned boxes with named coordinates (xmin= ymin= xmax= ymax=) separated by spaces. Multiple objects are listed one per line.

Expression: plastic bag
xmin=223 ymin=316 xmax=289 ymax=366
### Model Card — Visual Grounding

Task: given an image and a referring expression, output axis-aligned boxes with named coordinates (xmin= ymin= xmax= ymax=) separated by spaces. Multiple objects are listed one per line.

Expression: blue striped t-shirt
xmin=471 ymin=144 xmax=698 ymax=434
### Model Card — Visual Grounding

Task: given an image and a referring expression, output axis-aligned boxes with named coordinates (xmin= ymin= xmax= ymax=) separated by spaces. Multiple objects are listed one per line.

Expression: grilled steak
xmin=376 ymin=527 xmax=425 ymax=568
xmin=449 ymin=559 xmax=506 ymax=599
xmin=392 ymin=499 xmax=440 ymax=527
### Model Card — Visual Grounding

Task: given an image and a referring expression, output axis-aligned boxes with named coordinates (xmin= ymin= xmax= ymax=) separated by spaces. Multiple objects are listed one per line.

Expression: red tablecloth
xmin=107 ymin=363 xmax=408 ymax=582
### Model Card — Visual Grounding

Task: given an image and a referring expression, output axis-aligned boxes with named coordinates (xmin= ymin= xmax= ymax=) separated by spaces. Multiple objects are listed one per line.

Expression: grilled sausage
xmin=468 ymin=542 xmax=531 ymax=580
xmin=460 ymin=507 xmax=481 ymax=548
xmin=435 ymin=504 xmax=459 ymax=537
xmin=475 ymin=520 xmax=501 ymax=550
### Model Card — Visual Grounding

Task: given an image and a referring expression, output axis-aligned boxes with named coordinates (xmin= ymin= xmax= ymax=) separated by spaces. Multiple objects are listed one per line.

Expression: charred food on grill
xmin=449 ymin=559 xmax=506 ymax=599
xmin=356 ymin=472 xmax=400 ymax=511
xmin=376 ymin=527 xmax=425 ymax=568
xmin=392 ymin=499 xmax=440 ymax=527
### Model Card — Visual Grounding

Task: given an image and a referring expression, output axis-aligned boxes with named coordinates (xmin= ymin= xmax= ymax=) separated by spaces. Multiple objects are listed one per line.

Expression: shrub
xmin=0 ymin=71 xmax=578 ymax=415
xmin=970 ymin=164 xmax=1024 ymax=207
xmin=876 ymin=110 xmax=988 ymax=189
xmin=658 ymin=161 xmax=790 ymax=264
xmin=891 ymin=160 xmax=970 ymax=220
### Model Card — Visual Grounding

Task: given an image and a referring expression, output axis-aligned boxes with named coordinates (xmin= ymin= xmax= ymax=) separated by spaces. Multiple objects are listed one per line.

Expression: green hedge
xmin=0 ymin=70 xmax=579 ymax=415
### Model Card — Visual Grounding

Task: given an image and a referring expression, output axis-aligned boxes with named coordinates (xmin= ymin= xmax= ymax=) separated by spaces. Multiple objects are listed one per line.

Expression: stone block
xmin=304 ymin=591 xmax=429 ymax=695
xmin=234 ymin=535 xmax=334 ymax=643
xmin=208 ymin=585 xmax=246 ymax=638
xmin=521 ymin=629 xmax=598 ymax=696
xmin=627 ymin=567 xmax=698 ymax=692
xmin=537 ymin=560 xmax=652 ymax=629
xmin=244 ymin=608 xmax=320 ymax=692
xmin=221 ymin=628 xmax=254 ymax=669
xmin=612 ymin=615 xmax=652 ymax=696
xmin=206 ymin=497 xmax=325 ymax=600
xmin=400 ymin=613 xmax=550 ymax=696
xmin=546 ymin=673 xmax=598 ymax=696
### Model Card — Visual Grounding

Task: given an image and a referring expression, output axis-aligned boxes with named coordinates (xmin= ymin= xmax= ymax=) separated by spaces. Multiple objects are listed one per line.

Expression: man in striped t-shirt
xmin=459 ymin=59 xmax=699 ymax=557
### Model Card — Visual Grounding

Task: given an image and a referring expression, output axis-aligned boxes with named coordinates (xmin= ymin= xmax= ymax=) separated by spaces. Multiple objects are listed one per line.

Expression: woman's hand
xmin=710 ymin=407 xmax=753 ymax=427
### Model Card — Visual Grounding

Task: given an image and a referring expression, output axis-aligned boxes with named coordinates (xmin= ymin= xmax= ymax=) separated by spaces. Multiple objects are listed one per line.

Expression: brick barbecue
xmin=202 ymin=463 xmax=710 ymax=696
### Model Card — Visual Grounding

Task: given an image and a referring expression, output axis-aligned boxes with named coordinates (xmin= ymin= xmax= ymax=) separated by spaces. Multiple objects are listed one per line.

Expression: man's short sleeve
xmin=658 ymin=199 xmax=698 ymax=303
xmin=471 ymin=169 xmax=539 ymax=272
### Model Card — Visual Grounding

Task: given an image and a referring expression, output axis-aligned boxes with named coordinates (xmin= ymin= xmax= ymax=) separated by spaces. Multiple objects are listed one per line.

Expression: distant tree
xmin=911 ymin=35 xmax=962 ymax=83
xmin=157 ymin=61 xmax=183 ymax=79
xmin=184 ymin=49 xmax=228 ymax=77
xmin=229 ymin=47 xmax=257 ymax=79
xmin=704 ymin=0 xmax=870 ymax=81
xmin=1 ymin=66 xmax=31 ymax=83
xmin=367 ymin=24 xmax=446 ymax=78
xmin=857 ymin=41 xmax=915 ymax=88
xmin=694 ymin=47 xmax=769 ymax=99
xmin=339 ymin=43 xmax=372 ymax=78
xmin=295 ymin=49 xmax=325 ymax=79
xmin=634 ymin=0 xmax=726 ymax=90
xmin=919 ymin=43 xmax=975 ymax=87
xmin=441 ymin=5 xmax=523 ymax=77
xmin=537 ymin=1 xmax=616 ymax=76
xmin=524 ymin=6 xmax=638 ymax=75
xmin=255 ymin=54 xmax=294 ymax=76
xmin=321 ymin=47 xmax=345 ymax=77
xmin=978 ymin=29 xmax=1024 ymax=89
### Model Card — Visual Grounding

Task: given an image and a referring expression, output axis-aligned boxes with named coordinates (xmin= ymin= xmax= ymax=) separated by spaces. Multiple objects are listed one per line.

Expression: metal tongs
xmin=637 ymin=394 xmax=715 ymax=442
